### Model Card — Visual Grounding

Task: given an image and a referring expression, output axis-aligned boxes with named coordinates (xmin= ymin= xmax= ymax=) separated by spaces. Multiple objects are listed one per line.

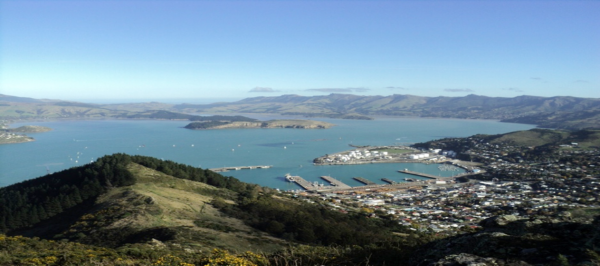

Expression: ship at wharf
xmin=209 ymin=165 xmax=272 ymax=173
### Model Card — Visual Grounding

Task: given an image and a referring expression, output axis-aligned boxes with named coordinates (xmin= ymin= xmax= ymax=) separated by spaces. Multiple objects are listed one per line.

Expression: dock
xmin=381 ymin=178 xmax=397 ymax=184
xmin=320 ymin=176 xmax=352 ymax=189
xmin=398 ymin=169 xmax=440 ymax=179
xmin=353 ymin=177 xmax=376 ymax=185
xmin=286 ymin=175 xmax=317 ymax=190
xmin=209 ymin=165 xmax=272 ymax=173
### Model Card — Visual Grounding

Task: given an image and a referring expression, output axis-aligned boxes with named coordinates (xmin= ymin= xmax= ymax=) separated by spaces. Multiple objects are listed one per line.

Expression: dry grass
xmin=88 ymin=163 xmax=287 ymax=253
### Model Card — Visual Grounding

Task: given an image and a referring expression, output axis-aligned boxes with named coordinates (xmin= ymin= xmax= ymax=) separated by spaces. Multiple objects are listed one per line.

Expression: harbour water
xmin=0 ymin=116 xmax=534 ymax=189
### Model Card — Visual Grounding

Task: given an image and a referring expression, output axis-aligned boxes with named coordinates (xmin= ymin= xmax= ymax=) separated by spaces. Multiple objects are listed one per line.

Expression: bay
xmin=0 ymin=117 xmax=534 ymax=189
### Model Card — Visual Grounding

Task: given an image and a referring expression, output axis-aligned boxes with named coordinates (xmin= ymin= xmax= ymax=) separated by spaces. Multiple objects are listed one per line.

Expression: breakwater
xmin=209 ymin=165 xmax=272 ymax=172
xmin=398 ymin=169 xmax=440 ymax=179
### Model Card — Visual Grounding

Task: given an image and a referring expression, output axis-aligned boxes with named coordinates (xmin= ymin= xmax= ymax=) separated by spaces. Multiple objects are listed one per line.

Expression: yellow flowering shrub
xmin=201 ymin=248 xmax=267 ymax=266
xmin=153 ymin=254 xmax=194 ymax=266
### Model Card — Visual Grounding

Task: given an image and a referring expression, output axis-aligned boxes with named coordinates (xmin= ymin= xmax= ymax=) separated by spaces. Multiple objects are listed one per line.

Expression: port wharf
xmin=321 ymin=176 xmax=352 ymax=189
xmin=397 ymin=169 xmax=441 ymax=179
xmin=286 ymin=174 xmax=318 ymax=190
xmin=381 ymin=178 xmax=397 ymax=184
xmin=209 ymin=165 xmax=272 ymax=173
xmin=287 ymin=168 xmax=483 ymax=193
xmin=353 ymin=177 xmax=376 ymax=185
xmin=286 ymin=173 xmax=428 ymax=193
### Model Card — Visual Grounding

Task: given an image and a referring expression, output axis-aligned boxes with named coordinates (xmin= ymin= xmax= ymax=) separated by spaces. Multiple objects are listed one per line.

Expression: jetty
xmin=286 ymin=175 xmax=318 ymax=190
xmin=381 ymin=178 xmax=397 ymax=184
xmin=209 ymin=165 xmax=272 ymax=173
xmin=320 ymin=176 xmax=352 ymax=189
xmin=353 ymin=177 xmax=376 ymax=185
xmin=398 ymin=169 xmax=441 ymax=179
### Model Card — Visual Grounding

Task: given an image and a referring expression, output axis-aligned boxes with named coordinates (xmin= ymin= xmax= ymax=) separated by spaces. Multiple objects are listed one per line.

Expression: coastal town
xmin=283 ymin=136 xmax=600 ymax=235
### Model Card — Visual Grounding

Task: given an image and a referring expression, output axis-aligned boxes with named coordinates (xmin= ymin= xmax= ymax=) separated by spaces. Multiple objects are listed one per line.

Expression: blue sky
xmin=1 ymin=0 xmax=598 ymax=102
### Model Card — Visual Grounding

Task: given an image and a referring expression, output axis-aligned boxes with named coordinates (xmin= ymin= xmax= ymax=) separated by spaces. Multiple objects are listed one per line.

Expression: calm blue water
xmin=0 ymin=117 xmax=534 ymax=189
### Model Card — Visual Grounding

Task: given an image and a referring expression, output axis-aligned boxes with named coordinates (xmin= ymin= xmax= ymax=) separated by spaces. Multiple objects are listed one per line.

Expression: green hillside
xmin=481 ymin=128 xmax=600 ymax=149
xmin=0 ymin=154 xmax=428 ymax=265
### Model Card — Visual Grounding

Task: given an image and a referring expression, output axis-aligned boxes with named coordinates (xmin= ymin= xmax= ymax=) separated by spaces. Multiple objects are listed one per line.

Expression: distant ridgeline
xmin=3 ymin=93 xmax=600 ymax=129
xmin=120 ymin=111 xmax=259 ymax=123
xmin=173 ymin=94 xmax=600 ymax=130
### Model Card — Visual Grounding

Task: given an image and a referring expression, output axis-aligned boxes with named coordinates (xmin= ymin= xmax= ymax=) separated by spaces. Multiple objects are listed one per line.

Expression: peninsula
xmin=0 ymin=123 xmax=52 ymax=144
xmin=184 ymin=119 xmax=334 ymax=130
xmin=4 ymin=125 xmax=52 ymax=133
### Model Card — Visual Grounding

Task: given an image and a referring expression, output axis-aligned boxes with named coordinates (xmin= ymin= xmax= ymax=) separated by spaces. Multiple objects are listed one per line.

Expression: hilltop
xmin=1 ymin=154 xmax=280 ymax=252
xmin=0 ymin=154 xmax=427 ymax=265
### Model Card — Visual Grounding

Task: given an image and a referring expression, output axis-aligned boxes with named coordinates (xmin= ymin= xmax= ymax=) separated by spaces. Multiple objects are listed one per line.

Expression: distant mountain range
xmin=2 ymin=93 xmax=599 ymax=130
xmin=174 ymin=94 xmax=600 ymax=130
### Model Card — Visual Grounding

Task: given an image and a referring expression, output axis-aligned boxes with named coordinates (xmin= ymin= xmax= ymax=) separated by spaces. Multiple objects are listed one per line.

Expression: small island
xmin=184 ymin=119 xmax=335 ymax=130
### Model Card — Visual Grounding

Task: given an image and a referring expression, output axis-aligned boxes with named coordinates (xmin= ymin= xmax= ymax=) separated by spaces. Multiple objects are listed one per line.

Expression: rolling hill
xmin=173 ymin=94 xmax=600 ymax=130
xmin=2 ymin=93 xmax=600 ymax=130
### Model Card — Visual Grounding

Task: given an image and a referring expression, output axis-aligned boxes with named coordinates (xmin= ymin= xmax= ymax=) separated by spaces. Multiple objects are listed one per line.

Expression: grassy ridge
xmin=484 ymin=128 xmax=600 ymax=149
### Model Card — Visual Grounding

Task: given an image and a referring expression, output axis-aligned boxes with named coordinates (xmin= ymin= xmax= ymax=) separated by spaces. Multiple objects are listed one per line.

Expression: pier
xmin=320 ymin=176 xmax=352 ymax=189
xmin=286 ymin=175 xmax=317 ymax=190
xmin=353 ymin=177 xmax=376 ymax=185
xmin=381 ymin=178 xmax=397 ymax=184
xmin=398 ymin=169 xmax=441 ymax=179
xmin=209 ymin=165 xmax=272 ymax=173
xmin=285 ymin=168 xmax=482 ymax=193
